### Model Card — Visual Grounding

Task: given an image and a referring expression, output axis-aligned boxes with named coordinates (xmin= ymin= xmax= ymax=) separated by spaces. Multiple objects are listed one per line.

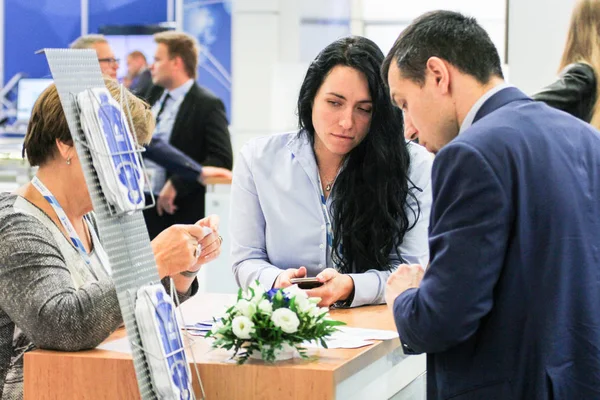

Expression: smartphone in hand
xmin=290 ymin=277 xmax=324 ymax=289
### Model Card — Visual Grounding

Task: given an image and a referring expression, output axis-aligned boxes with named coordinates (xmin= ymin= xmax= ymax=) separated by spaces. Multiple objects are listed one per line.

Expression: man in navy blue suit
xmin=383 ymin=10 xmax=600 ymax=400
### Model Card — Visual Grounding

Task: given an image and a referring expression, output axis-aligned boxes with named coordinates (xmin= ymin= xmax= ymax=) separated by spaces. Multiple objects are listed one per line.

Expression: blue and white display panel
xmin=183 ymin=0 xmax=232 ymax=121
xmin=78 ymin=87 xmax=145 ymax=213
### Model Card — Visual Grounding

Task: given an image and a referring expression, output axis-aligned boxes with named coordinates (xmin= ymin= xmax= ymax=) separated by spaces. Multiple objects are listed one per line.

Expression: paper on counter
xmin=300 ymin=326 xmax=398 ymax=349
xmin=336 ymin=326 xmax=399 ymax=340
xmin=180 ymin=319 xmax=215 ymax=332
xmin=185 ymin=331 xmax=208 ymax=337
xmin=174 ymin=323 xmax=398 ymax=345
xmin=302 ymin=338 xmax=375 ymax=349
xmin=180 ymin=317 xmax=224 ymax=336
xmin=96 ymin=337 xmax=132 ymax=354
xmin=183 ymin=320 xmax=213 ymax=329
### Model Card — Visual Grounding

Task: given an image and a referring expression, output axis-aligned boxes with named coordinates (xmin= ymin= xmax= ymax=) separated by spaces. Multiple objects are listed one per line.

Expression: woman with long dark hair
xmin=230 ymin=36 xmax=432 ymax=307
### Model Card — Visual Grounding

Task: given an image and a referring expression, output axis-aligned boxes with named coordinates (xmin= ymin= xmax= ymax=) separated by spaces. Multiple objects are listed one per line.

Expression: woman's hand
xmin=273 ymin=266 xmax=307 ymax=289
xmin=306 ymin=268 xmax=354 ymax=307
xmin=187 ymin=215 xmax=222 ymax=273
xmin=151 ymin=218 xmax=220 ymax=278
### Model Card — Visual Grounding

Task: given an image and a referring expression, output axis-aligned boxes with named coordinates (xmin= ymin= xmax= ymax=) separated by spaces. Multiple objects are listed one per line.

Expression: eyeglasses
xmin=98 ymin=57 xmax=120 ymax=65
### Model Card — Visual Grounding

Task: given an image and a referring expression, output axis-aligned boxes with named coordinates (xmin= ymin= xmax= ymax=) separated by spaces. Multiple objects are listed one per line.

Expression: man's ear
xmin=173 ymin=55 xmax=184 ymax=72
xmin=425 ymin=57 xmax=451 ymax=94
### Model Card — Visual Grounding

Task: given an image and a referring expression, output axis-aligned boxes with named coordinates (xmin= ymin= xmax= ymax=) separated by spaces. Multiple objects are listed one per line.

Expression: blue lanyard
xmin=31 ymin=176 xmax=91 ymax=266
xmin=316 ymin=175 xmax=340 ymax=267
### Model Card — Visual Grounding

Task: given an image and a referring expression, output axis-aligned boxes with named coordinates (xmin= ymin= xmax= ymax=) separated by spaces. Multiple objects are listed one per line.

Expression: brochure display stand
xmin=41 ymin=48 xmax=204 ymax=400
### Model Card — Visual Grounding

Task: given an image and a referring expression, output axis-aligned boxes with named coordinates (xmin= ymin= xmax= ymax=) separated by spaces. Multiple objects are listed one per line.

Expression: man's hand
xmin=274 ymin=266 xmax=307 ymax=289
xmin=306 ymin=268 xmax=354 ymax=307
xmin=198 ymin=167 xmax=233 ymax=185
xmin=385 ymin=264 xmax=425 ymax=310
xmin=157 ymin=179 xmax=177 ymax=216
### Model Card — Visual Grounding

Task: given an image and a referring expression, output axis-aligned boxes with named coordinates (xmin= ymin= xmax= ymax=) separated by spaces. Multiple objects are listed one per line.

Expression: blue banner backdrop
xmin=4 ymin=0 xmax=168 ymax=84
xmin=183 ymin=0 xmax=232 ymax=121
xmin=5 ymin=0 xmax=81 ymax=82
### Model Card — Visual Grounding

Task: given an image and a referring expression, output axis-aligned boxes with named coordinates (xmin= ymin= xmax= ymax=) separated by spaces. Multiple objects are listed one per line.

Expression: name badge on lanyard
xmin=31 ymin=176 xmax=92 ymax=266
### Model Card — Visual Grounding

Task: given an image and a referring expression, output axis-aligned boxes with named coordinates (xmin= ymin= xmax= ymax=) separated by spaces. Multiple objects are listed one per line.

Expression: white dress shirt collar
xmin=164 ymin=78 xmax=194 ymax=103
xmin=459 ymin=83 xmax=512 ymax=134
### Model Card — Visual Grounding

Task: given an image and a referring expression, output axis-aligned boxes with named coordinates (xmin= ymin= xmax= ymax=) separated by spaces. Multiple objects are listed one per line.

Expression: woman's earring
xmin=66 ymin=157 xmax=71 ymax=165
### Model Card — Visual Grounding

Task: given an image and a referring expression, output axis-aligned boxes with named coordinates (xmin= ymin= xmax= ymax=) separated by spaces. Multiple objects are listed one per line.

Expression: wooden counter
xmin=24 ymin=293 xmax=425 ymax=399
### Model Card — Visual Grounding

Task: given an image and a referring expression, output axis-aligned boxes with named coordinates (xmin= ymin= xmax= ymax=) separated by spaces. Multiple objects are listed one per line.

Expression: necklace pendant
xmin=325 ymin=183 xmax=332 ymax=191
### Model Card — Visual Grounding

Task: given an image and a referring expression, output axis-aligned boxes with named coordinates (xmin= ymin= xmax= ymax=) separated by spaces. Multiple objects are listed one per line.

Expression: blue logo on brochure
xmin=97 ymin=93 xmax=143 ymax=205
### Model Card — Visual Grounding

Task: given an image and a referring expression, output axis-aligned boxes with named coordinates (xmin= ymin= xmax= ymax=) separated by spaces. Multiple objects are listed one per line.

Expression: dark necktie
xmin=155 ymin=93 xmax=171 ymax=124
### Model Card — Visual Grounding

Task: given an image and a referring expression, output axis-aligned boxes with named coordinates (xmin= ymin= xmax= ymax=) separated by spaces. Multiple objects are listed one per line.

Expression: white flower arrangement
xmin=205 ymin=281 xmax=345 ymax=364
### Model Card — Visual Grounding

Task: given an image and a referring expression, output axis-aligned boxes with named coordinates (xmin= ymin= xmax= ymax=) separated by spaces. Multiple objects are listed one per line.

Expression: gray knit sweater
xmin=0 ymin=193 xmax=196 ymax=399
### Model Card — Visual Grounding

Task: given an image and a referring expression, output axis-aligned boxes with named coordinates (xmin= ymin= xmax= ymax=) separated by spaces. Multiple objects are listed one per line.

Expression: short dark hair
xmin=23 ymin=84 xmax=71 ymax=166
xmin=297 ymin=36 xmax=419 ymax=274
xmin=128 ymin=50 xmax=147 ymax=64
xmin=382 ymin=10 xmax=504 ymax=86
xmin=154 ymin=31 xmax=199 ymax=79
xmin=69 ymin=34 xmax=107 ymax=49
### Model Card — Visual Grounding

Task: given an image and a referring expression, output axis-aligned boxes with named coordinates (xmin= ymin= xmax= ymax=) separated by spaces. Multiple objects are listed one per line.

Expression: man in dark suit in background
xmin=125 ymin=50 xmax=153 ymax=99
xmin=383 ymin=10 xmax=600 ymax=400
xmin=70 ymin=34 xmax=232 ymax=237
xmin=144 ymin=31 xmax=233 ymax=239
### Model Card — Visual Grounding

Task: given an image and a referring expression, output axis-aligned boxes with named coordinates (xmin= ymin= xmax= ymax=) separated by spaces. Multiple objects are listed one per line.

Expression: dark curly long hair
xmin=297 ymin=36 xmax=420 ymax=274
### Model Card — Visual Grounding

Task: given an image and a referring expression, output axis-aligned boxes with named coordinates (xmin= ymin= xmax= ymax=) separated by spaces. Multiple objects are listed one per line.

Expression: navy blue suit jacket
xmin=394 ymin=87 xmax=600 ymax=399
xmin=143 ymin=137 xmax=202 ymax=184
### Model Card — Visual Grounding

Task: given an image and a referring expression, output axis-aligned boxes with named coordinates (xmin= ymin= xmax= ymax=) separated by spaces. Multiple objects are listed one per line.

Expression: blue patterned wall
xmin=4 ymin=0 xmax=167 ymax=83
xmin=183 ymin=0 xmax=232 ymax=121
xmin=5 ymin=0 xmax=81 ymax=82
xmin=88 ymin=0 xmax=167 ymax=36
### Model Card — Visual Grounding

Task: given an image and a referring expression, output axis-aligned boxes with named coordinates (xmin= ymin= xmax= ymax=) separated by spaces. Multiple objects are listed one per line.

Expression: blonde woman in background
xmin=533 ymin=0 xmax=600 ymax=128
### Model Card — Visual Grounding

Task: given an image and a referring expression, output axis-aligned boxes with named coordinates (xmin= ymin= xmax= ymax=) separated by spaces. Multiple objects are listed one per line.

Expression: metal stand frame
xmin=42 ymin=48 xmax=205 ymax=400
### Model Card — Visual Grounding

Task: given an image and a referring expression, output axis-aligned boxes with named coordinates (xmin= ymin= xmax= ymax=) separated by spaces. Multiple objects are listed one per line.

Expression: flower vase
xmin=249 ymin=343 xmax=297 ymax=361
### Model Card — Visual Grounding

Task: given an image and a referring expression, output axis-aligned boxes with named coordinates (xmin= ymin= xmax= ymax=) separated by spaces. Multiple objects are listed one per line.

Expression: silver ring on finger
xmin=193 ymin=243 xmax=202 ymax=258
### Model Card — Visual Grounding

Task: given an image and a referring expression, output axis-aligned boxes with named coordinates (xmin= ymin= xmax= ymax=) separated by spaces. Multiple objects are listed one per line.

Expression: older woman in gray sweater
xmin=0 ymin=81 xmax=222 ymax=399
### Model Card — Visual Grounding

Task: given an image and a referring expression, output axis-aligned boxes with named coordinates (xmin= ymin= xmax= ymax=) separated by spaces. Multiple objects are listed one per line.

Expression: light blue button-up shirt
xmin=230 ymin=131 xmax=433 ymax=307
xmin=146 ymin=79 xmax=195 ymax=193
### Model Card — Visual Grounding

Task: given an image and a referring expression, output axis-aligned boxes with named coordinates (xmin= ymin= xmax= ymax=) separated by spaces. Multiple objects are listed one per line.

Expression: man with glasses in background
xmin=70 ymin=34 xmax=120 ymax=79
